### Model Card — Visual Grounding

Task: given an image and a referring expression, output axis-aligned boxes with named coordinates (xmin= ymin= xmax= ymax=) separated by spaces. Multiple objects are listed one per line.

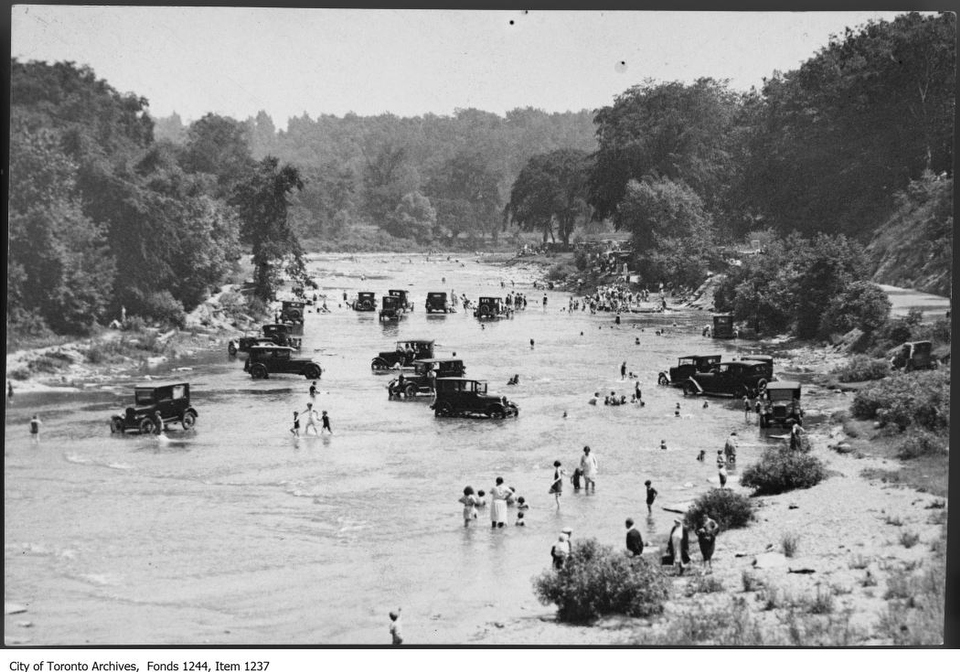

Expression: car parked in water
xmin=474 ymin=296 xmax=512 ymax=320
xmin=658 ymin=354 xmax=722 ymax=386
xmin=110 ymin=382 xmax=198 ymax=434
xmin=280 ymin=300 xmax=305 ymax=324
xmin=759 ymin=381 xmax=803 ymax=428
xmin=389 ymin=289 xmax=414 ymax=312
xmin=682 ymin=361 xmax=770 ymax=397
xmin=712 ymin=313 xmax=736 ymax=339
xmin=425 ymin=292 xmax=454 ymax=313
xmin=379 ymin=295 xmax=404 ymax=322
xmin=244 ymin=345 xmax=323 ymax=379
xmin=739 ymin=354 xmax=774 ymax=381
xmin=430 ymin=377 xmax=519 ymax=419
xmin=228 ymin=323 xmax=302 ymax=355
xmin=371 ymin=339 xmax=436 ymax=371
xmin=388 ymin=358 xmax=466 ymax=397
xmin=352 ymin=292 xmax=377 ymax=312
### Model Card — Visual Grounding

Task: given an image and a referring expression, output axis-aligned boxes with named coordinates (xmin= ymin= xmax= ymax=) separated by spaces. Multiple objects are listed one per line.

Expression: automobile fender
xmin=686 ymin=378 xmax=704 ymax=394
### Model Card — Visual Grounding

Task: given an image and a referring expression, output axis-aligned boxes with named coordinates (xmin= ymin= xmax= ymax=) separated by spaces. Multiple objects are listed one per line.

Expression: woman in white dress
xmin=490 ymin=477 xmax=510 ymax=528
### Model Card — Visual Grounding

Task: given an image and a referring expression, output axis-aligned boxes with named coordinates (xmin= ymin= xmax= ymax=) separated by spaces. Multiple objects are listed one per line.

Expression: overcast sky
xmin=12 ymin=6 xmax=915 ymax=129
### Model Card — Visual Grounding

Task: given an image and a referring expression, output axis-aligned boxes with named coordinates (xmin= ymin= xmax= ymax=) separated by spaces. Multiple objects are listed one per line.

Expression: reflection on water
xmin=4 ymin=253 xmax=784 ymax=645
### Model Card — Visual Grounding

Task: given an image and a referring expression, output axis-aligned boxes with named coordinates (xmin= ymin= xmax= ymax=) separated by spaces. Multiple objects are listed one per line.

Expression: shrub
xmin=739 ymin=448 xmax=827 ymax=495
xmin=806 ymin=585 xmax=835 ymax=614
xmin=781 ymin=532 xmax=800 ymax=557
xmin=532 ymin=538 xmax=670 ymax=624
xmin=899 ymin=531 xmax=920 ymax=549
xmin=896 ymin=429 xmax=948 ymax=460
xmin=851 ymin=369 xmax=950 ymax=432
xmin=834 ymin=355 xmax=890 ymax=383
xmin=684 ymin=575 xmax=725 ymax=596
xmin=741 ymin=571 xmax=763 ymax=592
xmin=683 ymin=488 xmax=755 ymax=532
xmin=884 ymin=515 xmax=903 ymax=526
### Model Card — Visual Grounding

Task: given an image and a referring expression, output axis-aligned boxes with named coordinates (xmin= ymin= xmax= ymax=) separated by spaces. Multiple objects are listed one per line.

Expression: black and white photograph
xmin=4 ymin=4 xmax=955 ymax=654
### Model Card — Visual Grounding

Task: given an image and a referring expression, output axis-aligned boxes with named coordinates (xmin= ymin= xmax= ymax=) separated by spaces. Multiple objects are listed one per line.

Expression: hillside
xmin=867 ymin=173 xmax=952 ymax=297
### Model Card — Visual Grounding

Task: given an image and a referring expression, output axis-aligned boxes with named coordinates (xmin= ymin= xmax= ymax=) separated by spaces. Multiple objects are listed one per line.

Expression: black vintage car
xmin=371 ymin=339 xmax=436 ymax=371
xmin=379 ymin=295 xmax=404 ymax=322
xmin=712 ymin=314 xmax=736 ymax=339
xmin=425 ymin=292 xmax=454 ymax=313
xmin=389 ymin=289 xmax=413 ymax=312
xmin=759 ymin=381 xmax=803 ymax=428
xmin=388 ymin=358 xmax=466 ymax=397
xmin=110 ymin=382 xmax=198 ymax=434
xmin=280 ymin=300 xmax=306 ymax=324
xmin=474 ymin=296 xmax=512 ymax=320
xmin=683 ymin=361 xmax=770 ymax=397
xmin=352 ymin=292 xmax=377 ymax=312
xmin=244 ymin=345 xmax=323 ymax=379
xmin=739 ymin=354 xmax=774 ymax=380
xmin=228 ymin=323 xmax=302 ymax=356
xmin=430 ymin=377 xmax=519 ymax=418
xmin=658 ymin=354 xmax=722 ymax=386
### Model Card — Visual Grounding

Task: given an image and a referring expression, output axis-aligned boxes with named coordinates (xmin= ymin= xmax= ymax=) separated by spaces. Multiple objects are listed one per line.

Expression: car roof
xmin=397 ymin=339 xmax=434 ymax=345
xmin=436 ymin=376 xmax=484 ymax=382
xmin=741 ymin=354 xmax=773 ymax=361
xmin=249 ymin=345 xmax=296 ymax=352
xmin=416 ymin=358 xmax=463 ymax=364
xmin=766 ymin=381 xmax=801 ymax=390
xmin=134 ymin=382 xmax=189 ymax=390
xmin=680 ymin=354 xmax=722 ymax=359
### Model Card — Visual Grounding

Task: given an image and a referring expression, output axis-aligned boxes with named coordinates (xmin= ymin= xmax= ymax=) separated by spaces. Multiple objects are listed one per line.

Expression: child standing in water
xmin=644 ymin=480 xmax=658 ymax=514
xmin=29 ymin=414 xmax=41 ymax=443
xmin=290 ymin=411 xmax=300 ymax=437
xmin=321 ymin=410 xmax=332 ymax=434
xmin=458 ymin=486 xmax=479 ymax=527
xmin=549 ymin=460 xmax=566 ymax=510
xmin=388 ymin=609 xmax=403 ymax=645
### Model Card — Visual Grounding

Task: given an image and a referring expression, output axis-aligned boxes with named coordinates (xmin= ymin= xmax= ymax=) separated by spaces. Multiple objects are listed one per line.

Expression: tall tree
xmin=505 ymin=149 xmax=592 ymax=246
xmin=231 ymin=157 xmax=305 ymax=301
xmin=426 ymin=151 xmax=503 ymax=242
xmin=181 ymin=113 xmax=255 ymax=196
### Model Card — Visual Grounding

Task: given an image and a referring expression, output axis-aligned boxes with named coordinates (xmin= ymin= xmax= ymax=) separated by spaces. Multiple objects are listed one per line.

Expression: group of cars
xmin=658 ymin=352 xmax=803 ymax=427
xmin=350 ymin=289 xmax=452 ymax=321
xmin=377 ymin=339 xmax=519 ymax=419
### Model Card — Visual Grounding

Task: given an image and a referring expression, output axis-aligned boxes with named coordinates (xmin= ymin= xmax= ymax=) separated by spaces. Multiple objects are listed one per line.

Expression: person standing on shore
xmin=743 ymin=395 xmax=752 ymax=422
xmin=579 ymin=446 xmax=598 ymax=493
xmin=696 ymin=514 xmax=720 ymax=574
xmin=625 ymin=518 xmax=644 ymax=556
xmin=551 ymin=533 xmax=570 ymax=569
xmin=665 ymin=519 xmax=691 ymax=575
xmin=717 ymin=454 xmax=728 ymax=489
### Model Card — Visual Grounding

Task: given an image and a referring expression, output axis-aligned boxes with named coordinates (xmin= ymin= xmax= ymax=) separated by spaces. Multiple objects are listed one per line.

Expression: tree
xmin=181 ymin=113 xmax=255 ymax=196
xmin=385 ymin=191 xmax=437 ymax=243
xmin=426 ymin=151 xmax=503 ymax=242
xmin=231 ymin=157 xmax=305 ymax=301
xmin=361 ymin=143 xmax=419 ymax=226
xmin=821 ymin=281 xmax=892 ymax=338
xmin=505 ymin=149 xmax=592 ymax=246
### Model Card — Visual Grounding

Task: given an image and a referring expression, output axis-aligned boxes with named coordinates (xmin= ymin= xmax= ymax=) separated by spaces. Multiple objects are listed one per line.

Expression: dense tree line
xmin=8 ymin=60 xmax=304 ymax=334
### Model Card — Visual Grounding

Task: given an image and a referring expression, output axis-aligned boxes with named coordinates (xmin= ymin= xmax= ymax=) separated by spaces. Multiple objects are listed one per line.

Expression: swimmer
xmin=703 ymin=401 xmax=709 ymax=408
xmin=660 ymin=440 xmax=667 ymax=450
xmin=697 ymin=450 xmax=706 ymax=462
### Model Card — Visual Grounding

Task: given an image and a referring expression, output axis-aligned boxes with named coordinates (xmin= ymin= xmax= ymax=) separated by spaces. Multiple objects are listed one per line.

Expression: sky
xmin=11 ymin=6 xmax=919 ymax=129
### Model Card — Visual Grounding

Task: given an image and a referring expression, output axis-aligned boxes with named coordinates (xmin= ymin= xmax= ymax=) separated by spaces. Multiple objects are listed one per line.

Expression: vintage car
xmin=244 ymin=345 xmax=323 ymax=379
xmin=759 ymin=381 xmax=803 ymax=428
xmin=739 ymin=354 xmax=774 ymax=380
xmin=712 ymin=314 xmax=736 ymax=339
xmin=280 ymin=300 xmax=305 ymax=324
xmin=352 ymin=292 xmax=377 ymax=312
xmin=425 ymin=292 xmax=454 ymax=313
xmin=389 ymin=289 xmax=414 ymax=312
xmin=371 ymin=339 xmax=436 ymax=371
xmin=228 ymin=323 xmax=302 ymax=355
xmin=473 ymin=296 xmax=512 ymax=320
xmin=110 ymin=382 xmax=198 ymax=434
xmin=388 ymin=358 xmax=466 ymax=397
xmin=683 ymin=361 xmax=770 ymax=397
xmin=890 ymin=340 xmax=937 ymax=371
xmin=658 ymin=354 xmax=722 ymax=386
xmin=379 ymin=295 xmax=404 ymax=322
xmin=430 ymin=377 xmax=519 ymax=419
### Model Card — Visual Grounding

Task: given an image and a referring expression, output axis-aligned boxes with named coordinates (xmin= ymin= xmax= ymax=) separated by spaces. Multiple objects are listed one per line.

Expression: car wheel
xmin=228 ymin=341 xmax=238 ymax=356
xmin=435 ymin=402 xmax=453 ymax=417
xmin=139 ymin=417 xmax=156 ymax=435
xmin=479 ymin=304 xmax=491 ymax=317
xmin=362 ymin=300 xmax=372 ymax=310
xmin=756 ymin=378 xmax=768 ymax=394
xmin=371 ymin=358 xmax=387 ymax=371
xmin=305 ymin=364 xmax=322 ymax=379
xmin=658 ymin=372 xmax=668 ymax=386
xmin=110 ymin=417 xmax=125 ymax=434
xmin=405 ymin=383 xmax=418 ymax=398
xmin=683 ymin=381 xmax=698 ymax=396
xmin=488 ymin=406 xmax=505 ymax=419
xmin=251 ymin=364 xmax=268 ymax=379
xmin=181 ymin=411 xmax=197 ymax=430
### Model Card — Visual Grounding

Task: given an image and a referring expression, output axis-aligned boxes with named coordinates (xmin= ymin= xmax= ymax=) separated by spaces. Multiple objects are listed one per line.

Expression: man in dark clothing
xmin=625 ymin=518 xmax=643 ymax=556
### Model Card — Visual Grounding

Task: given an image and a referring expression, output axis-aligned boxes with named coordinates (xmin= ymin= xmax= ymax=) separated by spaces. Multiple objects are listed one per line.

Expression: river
xmin=4 ymin=253 xmax=787 ymax=645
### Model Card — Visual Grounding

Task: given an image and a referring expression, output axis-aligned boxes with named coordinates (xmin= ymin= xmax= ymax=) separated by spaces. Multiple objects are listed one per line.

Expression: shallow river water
xmin=5 ymin=254 xmax=786 ymax=645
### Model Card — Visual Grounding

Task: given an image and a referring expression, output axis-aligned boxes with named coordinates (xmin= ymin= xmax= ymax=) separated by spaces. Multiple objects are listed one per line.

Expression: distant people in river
xmin=507 ymin=374 xmax=520 ymax=386
xmin=490 ymin=477 xmax=510 ymax=528
xmin=302 ymin=403 xmax=320 ymax=436
xmin=459 ymin=486 xmax=480 ymax=527
xmin=588 ymin=392 xmax=600 ymax=406
xmin=321 ymin=410 xmax=333 ymax=434
xmin=309 ymin=382 xmax=317 ymax=397
xmin=724 ymin=432 xmax=738 ymax=463
xmin=571 ymin=467 xmax=583 ymax=491
xmin=718 ymin=458 xmax=728 ymax=489
xmin=743 ymin=395 xmax=752 ymax=421
xmin=620 ymin=361 xmax=627 ymax=379
xmin=516 ymin=496 xmax=529 ymax=510
xmin=644 ymin=480 xmax=658 ymax=514
xmin=515 ymin=511 xmax=526 ymax=526
xmin=29 ymin=413 xmax=41 ymax=442
xmin=697 ymin=449 xmax=706 ymax=462
xmin=388 ymin=609 xmax=403 ymax=645
xmin=660 ymin=440 xmax=667 ymax=450
xmin=549 ymin=460 xmax=566 ymax=510
xmin=290 ymin=411 xmax=300 ymax=437
xmin=579 ymin=446 xmax=597 ymax=492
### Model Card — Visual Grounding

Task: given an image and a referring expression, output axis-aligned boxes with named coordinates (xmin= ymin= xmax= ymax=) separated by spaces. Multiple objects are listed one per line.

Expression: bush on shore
xmin=739 ymin=447 xmax=827 ymax=495
xmin=532 ymin=538 xmax=670 ymax=624
xmin=850 ymin=369 xmax=950 ymax=432
xmin=896 ymin=429 xmax=949 ymax=460
xmin=683 ymin=488 xmax=755 ymax=532
xmin=834 ymin=355 xmax=891 ymax=383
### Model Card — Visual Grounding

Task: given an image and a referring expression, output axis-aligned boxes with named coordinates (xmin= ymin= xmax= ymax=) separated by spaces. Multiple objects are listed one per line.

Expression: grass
xmin=806 ymin=586 xmax=835 ymax=615
xmin=741 ymin=571 xmax=763 ymax=593
xmin=884 ymin=515 xmax=904 ymax=526
xmin=780 ymin=532 xmax=800 ymax=558
xmin=684 ymin=575 xmax=725 ymax=597
xmin=848 ymin=555 xmax=870 ymax=570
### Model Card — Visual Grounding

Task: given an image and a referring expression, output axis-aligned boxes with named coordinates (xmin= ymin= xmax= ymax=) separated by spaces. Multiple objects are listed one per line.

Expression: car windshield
xmin=768 ymin=390 xmax=795 ymax=401
xmin=135 ymin=390 xmax=154 ymax=405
